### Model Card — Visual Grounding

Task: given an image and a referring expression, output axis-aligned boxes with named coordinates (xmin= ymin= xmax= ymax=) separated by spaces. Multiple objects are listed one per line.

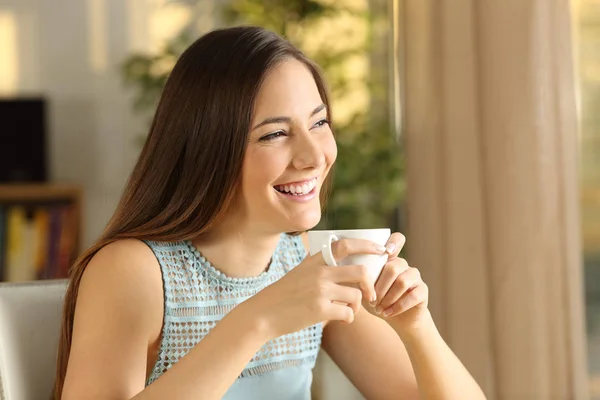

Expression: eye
xmin=312 ymin=118 xmax=330 ymax=129
xmin=259 ymin=130 xmax=287 ymax=142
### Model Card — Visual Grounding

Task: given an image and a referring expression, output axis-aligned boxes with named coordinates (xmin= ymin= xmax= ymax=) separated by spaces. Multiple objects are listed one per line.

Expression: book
xmin=0 ymin=206 xmax=5 ymax=281
xmin=57 ymin=205 xmax=76 ymax=278
xmin=33 ymin=207 xmax=49 ymax=279
xmin=5 ymin=206 xmax=36 ymax=282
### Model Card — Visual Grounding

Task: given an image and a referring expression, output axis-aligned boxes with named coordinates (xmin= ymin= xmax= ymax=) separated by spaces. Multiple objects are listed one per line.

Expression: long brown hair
xmin=54 ymin=26 xmax=333 ymax=398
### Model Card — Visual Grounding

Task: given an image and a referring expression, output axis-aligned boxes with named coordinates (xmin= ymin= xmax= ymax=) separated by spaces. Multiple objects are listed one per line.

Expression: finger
xmin=375 ymin=267 xmax=421 ymax=312
xmin=374 ymin=258 xmax=410 ymax=307
xmin=324 ymin=300 xmax=355 ymax=324
xmin=330 ymin=238 xmax=387 ymax=262
xmin=381 ymin=283 xmax=429 ymax=318
xmin=384 ymin=232 xmax=406 ymax=259
xmin=329 ymin=284 xmax=363 ymax=316
xmin=328 ymin=265 xmax=376 ymax=303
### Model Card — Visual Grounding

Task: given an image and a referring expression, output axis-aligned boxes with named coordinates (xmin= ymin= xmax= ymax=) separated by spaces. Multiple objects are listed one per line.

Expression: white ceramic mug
xmin=307 ymin=228 xmax=391 ymax=283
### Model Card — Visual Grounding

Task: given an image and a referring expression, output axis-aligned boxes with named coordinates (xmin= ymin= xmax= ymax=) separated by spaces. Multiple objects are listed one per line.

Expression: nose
xmin=292 ymin=130 xmax=326 ymax=170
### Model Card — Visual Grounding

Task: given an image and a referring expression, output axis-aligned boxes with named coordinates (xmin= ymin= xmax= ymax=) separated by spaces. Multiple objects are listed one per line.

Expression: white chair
xmin=0 ymin=280 xmax=67 ymax=400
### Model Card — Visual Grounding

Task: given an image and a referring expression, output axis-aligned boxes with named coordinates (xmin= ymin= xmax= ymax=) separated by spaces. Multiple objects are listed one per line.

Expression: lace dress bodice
xmin=143 ymin=233 xmax=322 ymax=399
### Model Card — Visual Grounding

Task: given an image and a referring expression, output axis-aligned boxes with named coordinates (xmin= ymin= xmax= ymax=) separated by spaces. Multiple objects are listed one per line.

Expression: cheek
xmin=242 ymin=148 xmax=288 ymax=192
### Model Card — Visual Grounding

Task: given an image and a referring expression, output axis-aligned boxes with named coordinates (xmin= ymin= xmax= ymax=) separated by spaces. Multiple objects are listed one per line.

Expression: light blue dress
xmin=143 ymin=234 xmax=323 ymax=399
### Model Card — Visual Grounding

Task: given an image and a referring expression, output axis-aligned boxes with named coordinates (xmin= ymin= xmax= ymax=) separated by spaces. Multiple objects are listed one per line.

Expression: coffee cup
xmin=307 ymin=228 xmax=391 ymax=283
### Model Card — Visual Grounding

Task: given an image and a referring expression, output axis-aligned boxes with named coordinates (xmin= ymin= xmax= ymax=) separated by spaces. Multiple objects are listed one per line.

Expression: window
xmin=573 ymin=1 xmax=600 ymax=398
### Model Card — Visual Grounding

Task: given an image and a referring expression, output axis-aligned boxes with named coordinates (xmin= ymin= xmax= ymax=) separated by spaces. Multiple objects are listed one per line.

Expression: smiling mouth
xmin=273 ymin=177 xmax=318 ymax=196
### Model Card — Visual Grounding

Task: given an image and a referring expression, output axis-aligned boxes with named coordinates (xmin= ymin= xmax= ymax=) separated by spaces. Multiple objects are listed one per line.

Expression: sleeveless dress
xmin=143 ymin=233 xmax=323 ymax=399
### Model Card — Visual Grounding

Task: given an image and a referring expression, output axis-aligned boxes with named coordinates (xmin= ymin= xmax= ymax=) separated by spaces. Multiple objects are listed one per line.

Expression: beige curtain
xmin=399 ymin=0 xmax=589 ymax=398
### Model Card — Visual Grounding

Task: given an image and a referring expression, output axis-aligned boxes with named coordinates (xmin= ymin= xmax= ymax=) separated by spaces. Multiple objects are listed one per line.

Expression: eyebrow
xmin=252 ymin=103 xmax=327 ymax=130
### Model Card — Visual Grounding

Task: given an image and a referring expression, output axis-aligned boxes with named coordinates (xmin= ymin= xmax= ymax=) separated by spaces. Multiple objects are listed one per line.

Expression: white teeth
xmin=275 ymin=178 xmax=317 ymax=195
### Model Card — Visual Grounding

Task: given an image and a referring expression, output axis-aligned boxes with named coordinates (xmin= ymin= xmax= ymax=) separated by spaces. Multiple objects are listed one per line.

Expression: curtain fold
xmin=400 ymin=0 xmax=588 ymax=398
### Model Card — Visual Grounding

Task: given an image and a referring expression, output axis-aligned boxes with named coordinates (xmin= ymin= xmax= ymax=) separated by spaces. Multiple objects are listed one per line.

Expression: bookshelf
xmin=0 ymin=183 xmax=82 ymax=282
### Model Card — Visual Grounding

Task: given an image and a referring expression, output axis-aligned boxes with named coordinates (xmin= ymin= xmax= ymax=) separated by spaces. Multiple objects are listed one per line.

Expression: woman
xmin=56 ymin=26 xmax=485 ymax=400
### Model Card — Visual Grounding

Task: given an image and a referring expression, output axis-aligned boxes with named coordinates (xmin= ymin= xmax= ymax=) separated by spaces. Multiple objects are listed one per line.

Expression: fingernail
xmin=370 ymin=295 xmax=377 ymax=305
xmin=382 ymin=308 xmax=392 ymax=317
xmin=376 ymin=245 xmax=387 ymax=253
xmin=385 ymin=243 xmax=396 ymax=254
xmin=375 ymin=307 xmax=382 ymax=314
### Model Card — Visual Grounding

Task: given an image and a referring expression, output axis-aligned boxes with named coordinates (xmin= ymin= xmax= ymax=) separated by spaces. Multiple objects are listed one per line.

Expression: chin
xmin=281 ymin=210 xmax=322 ymax=233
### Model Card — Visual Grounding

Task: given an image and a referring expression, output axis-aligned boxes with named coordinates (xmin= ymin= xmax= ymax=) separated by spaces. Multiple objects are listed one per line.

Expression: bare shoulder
xmin=82 ymin=238 xmax=162 ymax=281
xmin=79 ymin=238 xmax=163 ymax=316
xmin=63 ymin=239 xmax=164 ymax=398
xmin=85 ymin=238 xmax=160 ymax=273
xmin=77 ymin=238 xmax=164 ymax=330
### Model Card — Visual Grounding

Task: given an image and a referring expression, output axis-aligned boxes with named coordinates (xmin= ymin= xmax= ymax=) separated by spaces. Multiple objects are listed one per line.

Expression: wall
xmin=0 ymin=0 xmax=193 ymax=247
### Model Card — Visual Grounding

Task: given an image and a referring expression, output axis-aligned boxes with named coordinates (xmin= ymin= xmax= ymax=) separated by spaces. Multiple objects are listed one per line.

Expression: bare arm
xmin=134 ymin=303 xmax=268 ymax=400
xmin=61 ymin=239 xmax=269 ymax=400
xmin=322 ymin=309 xmax=420 ymax=399
xmin=388 ymin=312 xmax=485 ymax=400
xmin=324 ymin=308 xmax=485 ymax=400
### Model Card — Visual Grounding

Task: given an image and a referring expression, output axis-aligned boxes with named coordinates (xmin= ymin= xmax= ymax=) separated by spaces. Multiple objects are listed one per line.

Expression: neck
xmin=192 ymin=218 xmax=282 ymax=278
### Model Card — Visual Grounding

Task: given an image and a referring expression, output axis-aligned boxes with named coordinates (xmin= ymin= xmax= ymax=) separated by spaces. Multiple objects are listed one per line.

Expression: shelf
xmin=0 ymin=183 xmax=83 ymax=282
xmin=0 ymin=183 xmax=82 ymax=202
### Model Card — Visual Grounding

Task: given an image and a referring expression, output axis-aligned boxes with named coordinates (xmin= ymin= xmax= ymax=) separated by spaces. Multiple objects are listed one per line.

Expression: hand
xmin=244 ymin=238 xmax=383 ymax=339
xmin=367 ymin=233 xmax=430 ymax=333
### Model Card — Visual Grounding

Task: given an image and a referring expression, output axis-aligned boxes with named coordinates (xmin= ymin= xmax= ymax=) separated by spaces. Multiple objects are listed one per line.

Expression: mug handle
xmin=321 ymin=233 xmax=339 ymax=266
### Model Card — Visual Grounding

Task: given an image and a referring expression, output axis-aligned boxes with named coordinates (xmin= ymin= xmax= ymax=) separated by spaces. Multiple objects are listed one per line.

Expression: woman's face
xmin=239 ymin=58 xmax=337 ymax=234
